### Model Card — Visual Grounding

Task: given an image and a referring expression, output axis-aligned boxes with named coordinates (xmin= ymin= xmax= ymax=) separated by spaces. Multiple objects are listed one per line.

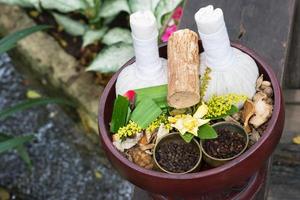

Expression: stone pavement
xmin=0 ymin=54 xmax=133 ymax=200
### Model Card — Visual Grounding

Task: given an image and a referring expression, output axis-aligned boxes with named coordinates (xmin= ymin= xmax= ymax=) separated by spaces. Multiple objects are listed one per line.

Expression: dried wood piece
xmin=167 ymin=29 xmax=200 ymax=109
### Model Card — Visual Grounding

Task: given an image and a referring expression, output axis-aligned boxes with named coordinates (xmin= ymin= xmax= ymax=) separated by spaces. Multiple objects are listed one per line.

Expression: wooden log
xmin=167 ymin=29 xmax=200 ymax=109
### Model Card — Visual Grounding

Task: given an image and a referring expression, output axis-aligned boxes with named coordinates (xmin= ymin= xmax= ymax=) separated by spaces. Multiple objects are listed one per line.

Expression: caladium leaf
xmin=86 ymin=43 xmax=134 ymax=73
xmin=128 ymin=0 xmax=152 ymax=13
xmin=151 ymin=0 xmax=160 ymax=12
xmin=52 ymin=13 xmax=87 ymax=36
xmin=154 ymin=0 xmax=182 ymax=28
xmin=82 ymin=27 xmax=108 ymax=47
xmin=0 ymin=0 xmax=40 ymax=10
xmin=99 ymin=0 xmax=130 ymax=18
xmin=102 ymin=28 xmax=132 ymax=45
xmin=41 ymin=0 xmax=87 ymax=13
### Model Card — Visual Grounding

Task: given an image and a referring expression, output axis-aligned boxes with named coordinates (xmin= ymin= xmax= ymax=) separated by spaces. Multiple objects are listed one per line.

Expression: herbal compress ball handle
xmin=194 ymin=5 xmax=259 ymax=101
xmin=115 ymin=11 xmax=167 ymax=95
xmin=167 ymin=29 xmax=200 ymax=109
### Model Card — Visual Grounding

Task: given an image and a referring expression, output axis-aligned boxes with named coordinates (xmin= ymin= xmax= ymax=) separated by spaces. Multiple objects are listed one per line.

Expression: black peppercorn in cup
xmin=153 ymin=132 xmax=202 ymax=174
xmin=200 ymin=122 xmax=249 ymax=167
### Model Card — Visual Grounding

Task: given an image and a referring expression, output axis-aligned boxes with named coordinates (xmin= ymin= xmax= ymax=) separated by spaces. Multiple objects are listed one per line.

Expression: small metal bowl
xmin=153 ymin=132 xmax=202 ymax=174
xmin=200 ymin=122 xmax=249 ymax=167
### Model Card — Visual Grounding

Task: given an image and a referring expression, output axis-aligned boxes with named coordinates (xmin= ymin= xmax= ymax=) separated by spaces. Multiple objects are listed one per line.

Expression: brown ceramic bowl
xmin=98 ymin=42 xmax=284 ymax=197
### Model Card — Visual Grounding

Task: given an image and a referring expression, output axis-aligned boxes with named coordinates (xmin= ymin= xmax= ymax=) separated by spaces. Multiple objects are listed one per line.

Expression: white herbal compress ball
xmin=116 ymin=11 xmax=167 ymax=95
xmin=195 ymin=5 xmax=259 ymax=101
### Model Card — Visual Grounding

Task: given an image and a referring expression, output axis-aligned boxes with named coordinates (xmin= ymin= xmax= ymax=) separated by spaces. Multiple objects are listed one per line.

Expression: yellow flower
xmin=168 ymin=103 xmax=210 ymax=136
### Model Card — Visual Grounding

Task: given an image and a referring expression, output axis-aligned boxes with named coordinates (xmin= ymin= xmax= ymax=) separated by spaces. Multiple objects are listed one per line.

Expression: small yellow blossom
xmin=116 ymin=121 xmax=142 ymax=140
xmin=146 ymin=114 xmax=171 ymax=134
xmin=168 ymin=104 xmax=210 ymax=136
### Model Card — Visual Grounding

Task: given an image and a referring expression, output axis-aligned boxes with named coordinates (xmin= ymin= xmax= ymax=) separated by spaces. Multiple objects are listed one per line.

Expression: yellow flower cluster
xmin=200 ymin=67 xmax=212 ymax=102
xmin=206 ymin=94 xmax=247 ymax=118
xmin=146 ymin=114 xmax=171 ymax=134
xmin=116 ymin=121 xmax=142 ymax=140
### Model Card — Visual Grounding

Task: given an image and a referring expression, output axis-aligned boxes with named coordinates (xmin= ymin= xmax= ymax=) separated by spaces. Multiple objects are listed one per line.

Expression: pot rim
xmin=153 ymin=132 xmax=202 ymax=174
xmin=98 ymin=42 xmax=283 ymax=180
xmin=200 ymin=122 xmax=249 ymax=162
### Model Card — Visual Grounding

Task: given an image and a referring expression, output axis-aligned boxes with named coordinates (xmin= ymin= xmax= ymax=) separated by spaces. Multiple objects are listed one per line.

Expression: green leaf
xmin=82 ymin=27 xmax=108 ymax=47
xmin=198 ymin=124 xmax=218 ymax=140
xmin=86 ymin=43 xmax=134 ymax=73
xmin=52 ymin=13 xmax=87 ymax=36
xmin=0 ymin=98 xmax=75 ymax=120
xmin=0 ymin=25 xmax=50 ymax=54
xmin=102 ymin=28 xmax=132 ymax=45
xmin=151 ymin=0 xmax=160 ymax=12
xmin=180 ymin=132 xmax=194 ymax=143
xmin=0 ymin=133 xmax=32 ymax=168
xmin=99 ymin=0 xmax=130 ymax=18
xmin=154 ymin=0 xmax=182 ymax=28
xmin=130 ymin=98 xmax=162 ymax=129
xmin=0 ymin=134 xmax=35 ymax=154
xmin=207 ymin=105 xmax=239 ymax=120
xmin=41 ymin=0 xmax=87 ymax=12
xmin=128 ymin=0 xmax=152 ymax=13
xmin=110 ymin=95 xmax=129 ymax=133
xmin=126 ymin=107 xmax=131 ymax=124
xmin=135 ymin=84 xmax=168 ymax=108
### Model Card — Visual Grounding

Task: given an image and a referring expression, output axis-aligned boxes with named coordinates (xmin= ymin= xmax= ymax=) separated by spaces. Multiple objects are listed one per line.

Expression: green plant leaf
xmin=102 ymin=28 xmax=132 ymax=45
xmin=0 ymin=134 xmax=35 ymax=154
xmin=207 ymin=105 xmax=239 ymax=120
xmin=52 ymin=13 xmax=87 ymax=36
xmin=0 ymin=25 xmax=50 ymax=54
xmin=198 ymin=124 xmax=218 ymax=140
xmin=128 ymin=0 xmax=152 ymax=13
xmin=0 ymin=133 xmax=32 ymax=168
xmin=110 ymin=95 xmax=129 ymax=133
xmin=130 ymin=98 xmax=162 ymax=129
xmin=41 ymin=0 xmax=87 ymax=12
xmin=180 ymin=132 xmax=194 ymax=143
xmin=82 ymin=27 xmax=108 ymax=47
xmin=0 ymin=98 xmax=75 ymax=120
xmin=154 ymin=0 xmax=182 ymax=28
xmin=0 ymin=0 xmax=40 ymax=9
xmin=135 ymin=84 xmax=168 ymax=108
xmin=152 ymin=0 xmax=160 ymax=12
xmin=99 ymin=0 xmax=130 ymax=18
xmin=86 ymin=43 xmax=134 ymax=73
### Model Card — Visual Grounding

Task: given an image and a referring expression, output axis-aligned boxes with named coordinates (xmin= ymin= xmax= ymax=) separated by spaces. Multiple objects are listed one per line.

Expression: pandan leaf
xmin=0 ymin=134 xmax=35 ymax=154
xmin=0 ymin=98 xmax=75 ymax=120
xmin=130 ymin=98 xmax=162 ymax=129
xmin=52 ymin=13 xmax=87 ymax=36
xmin=135 ymin=84 xmax=168 ymax=108
xmin=208 ymin=105 xmax=239 ymax=120
xmin=86 ymin=43 xmax=134 ymax=73
xmin=82 ymin=27 xmax=108 ymax=47
xmin=110 ymin=95 xmax=129 ymax=133
xmin=154 ymin=0 xmax=182 ymax=28
xmin=41 ymin=0 xmax=87 ymax=13
xmin=102 ymin=28 xmax=132 ymax=46
xmin=180 ymin=132 xmax=194 ymax=143
xmin=126 ymin=107 xmax=131 ymax=124
xmin=99 ymin=0 xmax=130 ymax=18
xmin=0 ymin=25 xmax=50 ymax=54
xmin=128 ymin=0 xmax=152 ymax=13
xmin=198 ymin=124 xmax=218 ymax=140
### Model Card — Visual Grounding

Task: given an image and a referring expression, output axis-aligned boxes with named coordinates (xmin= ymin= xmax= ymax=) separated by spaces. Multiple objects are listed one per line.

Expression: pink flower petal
xmin=172 ymin=6 xmax=183 ymax=21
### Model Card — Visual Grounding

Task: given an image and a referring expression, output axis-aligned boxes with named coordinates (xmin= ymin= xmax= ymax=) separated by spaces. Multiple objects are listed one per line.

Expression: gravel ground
xmin=0 ymin=54 xmax=133 ymax=200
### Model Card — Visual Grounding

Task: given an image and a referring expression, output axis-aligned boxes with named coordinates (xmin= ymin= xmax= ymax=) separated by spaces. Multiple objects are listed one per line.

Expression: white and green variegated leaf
xmin=41 ymin=0 xmax=87 ymax=13
xmin=86 ymin=43 xmax=134 ymax=73
xmin=82 ymin=27 xmax=108 ymax=47
xmin=99 ymin=0 xmax=130 ymax=18
xmin=52 ymin=13 xmax=87 ymax=36
xmin=154 ymin=0 xmax=182 ymax=28
xmin=83 ymin=0 xmax=95 ymax=7
xmin=128 ymin=0 xmax=152 ymax=13
xmin=0 ymin=0 xmax=40 ymax=9
xmin=151 ymin=0 xmax=160 ymax=12
xmin=102 ymin=28 xmax=132 ymax=45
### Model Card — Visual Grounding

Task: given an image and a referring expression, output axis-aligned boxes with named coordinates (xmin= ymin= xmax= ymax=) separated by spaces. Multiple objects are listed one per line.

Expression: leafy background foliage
xmin=0 ymin=0 xmax=183 ymax=73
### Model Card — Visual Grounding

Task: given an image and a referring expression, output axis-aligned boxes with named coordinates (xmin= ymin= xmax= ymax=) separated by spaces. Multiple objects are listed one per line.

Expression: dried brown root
xmin=127 ymin=147 xmax=154 ymax=169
